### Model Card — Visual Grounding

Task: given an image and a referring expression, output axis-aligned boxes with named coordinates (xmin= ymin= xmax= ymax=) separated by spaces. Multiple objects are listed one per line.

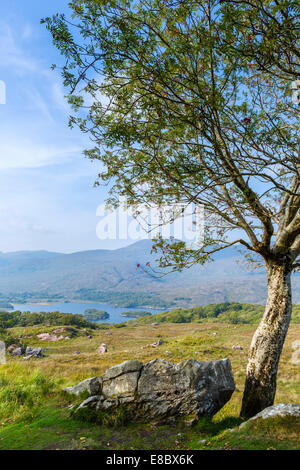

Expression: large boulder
xmin=239 ymin=403 xmax=300 ymax=429
xmin=68 ymin=358 xmax=235 ymax=425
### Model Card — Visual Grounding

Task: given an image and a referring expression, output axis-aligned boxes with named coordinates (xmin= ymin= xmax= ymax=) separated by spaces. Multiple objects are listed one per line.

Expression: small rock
xmin=98 ymin=343 xmax=107 ymax=354
xmin=151 ymin=323 xmax=159 ymax=326
xmin=10 ymin=346 xmax=25 ymax=356
xmin=37 ymin=333 xmax=63 ymax=342
xmin=151 ymin=340 xmax=163 ymax=348
xmin=25 ymin=347 xmax=43 ymax=358
xmin=232 ymin=345 xmax=243 ymax=351
xmin=105 ymin=332 xmax=112 ymax=336
xmin=239 ymin=403 xmax=300 ymax=429
xmin=73 ymin=351 xmax=81 ymax=356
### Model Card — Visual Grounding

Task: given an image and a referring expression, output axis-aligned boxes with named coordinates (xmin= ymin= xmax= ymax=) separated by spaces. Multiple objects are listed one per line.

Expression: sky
xmin=0 ymin=0 xmax=136 ymax=254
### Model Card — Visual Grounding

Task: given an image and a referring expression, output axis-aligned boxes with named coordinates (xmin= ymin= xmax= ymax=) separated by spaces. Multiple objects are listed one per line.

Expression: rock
xmin=73 ymin=358 xmax=235 ymax=425
xmin=64 ymin=377 xmax=103 ymax=396
xmin=151 ymin=323 xmax=159 ymax=326
xmin=239 ymin=403 xmax=300 ymax=429
xmin=98 ymin=343 xmax=107 ymax=354
xmin=73 ymin=351 xmax=81 ymax=356
xmin=37 ymin=333 xmax=63 ymax=342
xmin=10 ymin=346 xmax=25 ymax=356
xmin=105 ymin=332 xmax=113 ymax=336
xmin=77 ymin=396 xmax=102 ymax=410
xmin=25 ymin=347 xmax=43 ymax=358
xmin=102 ymin=360 xmax=143 ymax=399
xmin=232 ymin=345 xmax=243 ymax=351
xmin=151 ymin=340 xmax=163 ymax=348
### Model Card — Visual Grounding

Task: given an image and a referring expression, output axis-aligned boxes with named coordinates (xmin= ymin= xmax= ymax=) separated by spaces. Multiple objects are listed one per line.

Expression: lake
xmin=11 ymin=301 xmax=166 ymax=324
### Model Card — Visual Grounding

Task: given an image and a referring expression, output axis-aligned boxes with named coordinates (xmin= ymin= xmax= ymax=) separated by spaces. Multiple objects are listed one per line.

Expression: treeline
xmin=0 ymin=310 xmax=97 ymax=329
xmin=74 ymin=289 xmax=170 ymax=308
xmin=136 ymin=302 xmax=300 ymax=325
xmin=0 ymin=289 xmax=171 ymax=308
xmin=0 ymin=292 xmax=65 ymax=304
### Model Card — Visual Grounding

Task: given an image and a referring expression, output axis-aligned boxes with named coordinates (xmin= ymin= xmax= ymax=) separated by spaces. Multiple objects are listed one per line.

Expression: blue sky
xmin=0 ymin=0 xmax=134 ymax=253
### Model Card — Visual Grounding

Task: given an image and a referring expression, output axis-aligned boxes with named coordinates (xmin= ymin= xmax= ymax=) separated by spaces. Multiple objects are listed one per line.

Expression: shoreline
xmin=11 ymin=299 xmax=168 ymax=311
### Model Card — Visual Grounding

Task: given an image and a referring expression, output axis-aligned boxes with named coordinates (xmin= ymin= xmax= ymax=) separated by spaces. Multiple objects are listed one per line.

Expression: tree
xmin=221 ymin=0 xmax=300 ymax=80
xmin=43 ymin=0 xmax=300 ymax=418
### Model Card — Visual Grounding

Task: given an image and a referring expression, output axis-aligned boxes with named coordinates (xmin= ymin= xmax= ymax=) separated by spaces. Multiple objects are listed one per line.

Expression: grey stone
xmin=10 ymin=346 xmax=25 ymax=356
xmin=72 ymin=358 xmax=235 ymax=425
xmin=239 ymin=403 xmax=300 ymax=428
xmin=64 ymin=377 xmax=103 ymax=396
xmin=137 ymin=358 xmax=235 ymax=419
xmin=151 ymin=340 xmax=163 ymax=347
xmin=104 ymin=360 xmax=143 ymax=380
xmin=77 ymin=395 xmax=101 ymax=410
xmin=102 ymin=360 xmax=143 ymax=398
xmin=98 ymin=343 xmax=108 ymax=354
xmin=25 ymin=347 xmax=43 ymax=358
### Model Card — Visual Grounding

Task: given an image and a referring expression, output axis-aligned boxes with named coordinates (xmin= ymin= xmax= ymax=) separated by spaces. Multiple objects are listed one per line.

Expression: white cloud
xmin=0 ymin=21 xmax=87 ymax=169
xmin=0 ymin=24 xmax=38 ymax=74
xmin=0 ymin=136 xmax=81 ymax=170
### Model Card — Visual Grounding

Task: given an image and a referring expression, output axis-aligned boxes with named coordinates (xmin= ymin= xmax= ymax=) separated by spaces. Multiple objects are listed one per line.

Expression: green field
xmin=0 ymin=306 xmax=299 ymax=450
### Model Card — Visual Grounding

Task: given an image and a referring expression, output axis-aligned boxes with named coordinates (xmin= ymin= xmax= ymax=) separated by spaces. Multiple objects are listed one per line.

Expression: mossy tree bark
xmin=240 ymin=259 xmax=292 ymax=419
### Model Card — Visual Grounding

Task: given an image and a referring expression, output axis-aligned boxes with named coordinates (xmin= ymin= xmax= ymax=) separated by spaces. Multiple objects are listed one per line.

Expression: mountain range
xmin=0 ymin=240 xmax=299 ymax=307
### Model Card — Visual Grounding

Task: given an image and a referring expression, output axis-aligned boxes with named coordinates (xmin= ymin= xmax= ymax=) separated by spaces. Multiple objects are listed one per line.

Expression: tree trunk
xmin=240 ymin=259 xmax=292 ymax=419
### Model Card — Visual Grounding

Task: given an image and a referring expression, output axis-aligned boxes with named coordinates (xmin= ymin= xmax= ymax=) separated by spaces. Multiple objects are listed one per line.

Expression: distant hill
xmin=0 ymin=240 xmax=299 ymax=307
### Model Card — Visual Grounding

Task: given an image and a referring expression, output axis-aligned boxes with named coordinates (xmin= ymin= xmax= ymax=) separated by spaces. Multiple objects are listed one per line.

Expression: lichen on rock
xmin=66 ymin=358 xmax=235 ymax=426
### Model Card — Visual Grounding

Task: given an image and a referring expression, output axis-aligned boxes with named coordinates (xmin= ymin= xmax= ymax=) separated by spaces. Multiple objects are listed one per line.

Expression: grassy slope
xmin=0 ymin=321 xmax=299 ymax=450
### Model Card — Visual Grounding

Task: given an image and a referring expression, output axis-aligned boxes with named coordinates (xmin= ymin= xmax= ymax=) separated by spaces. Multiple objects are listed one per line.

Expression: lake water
xmin=11 ymin=302 xmax=166 ymax=324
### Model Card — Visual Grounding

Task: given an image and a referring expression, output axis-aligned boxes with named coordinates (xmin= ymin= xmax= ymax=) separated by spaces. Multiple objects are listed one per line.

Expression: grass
xmin=0 ymin=321 xmax=299 ymax=450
